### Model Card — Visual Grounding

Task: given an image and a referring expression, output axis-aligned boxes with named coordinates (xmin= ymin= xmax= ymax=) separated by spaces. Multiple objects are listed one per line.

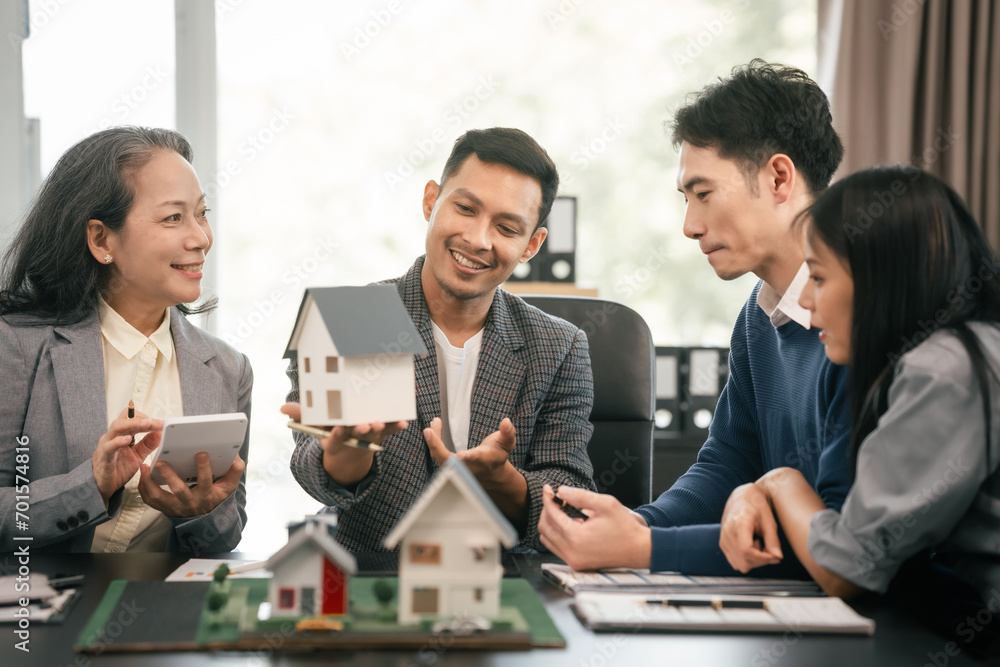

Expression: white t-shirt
xmin=431 ymin=321 xmax=484 ymax=452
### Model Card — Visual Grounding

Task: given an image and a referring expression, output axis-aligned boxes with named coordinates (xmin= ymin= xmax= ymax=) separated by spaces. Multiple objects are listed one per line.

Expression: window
xmin=409 ymin=543 xmax=441 ymax=564
xmin=305 ymin=390 xmax=313 ymax=408
xmin=327 ymin=390 xmax=342 ymax=420
xmin=474 ymin=588 xmax=483 ymax=602
xmin=412 ymin=587 xmax=439 ymax=614
xmin=303 ymin=357 xmax=311 ymax=373
xmin=326 ymin=356 xmax=339 ymax=373
xmin=201 ymin=0 xmax=819 ymax=555
xmin=278 ymin=587 xmax=295 ymax=610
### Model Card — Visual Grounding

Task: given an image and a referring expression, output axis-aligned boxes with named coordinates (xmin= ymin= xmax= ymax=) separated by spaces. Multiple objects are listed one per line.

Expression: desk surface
xmin=2 ymin=552 xmax=994 ymax=666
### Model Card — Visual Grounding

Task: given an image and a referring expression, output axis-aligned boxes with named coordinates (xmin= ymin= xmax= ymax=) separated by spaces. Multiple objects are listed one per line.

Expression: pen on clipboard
xmin=128 ymin=399 xmax=135 ymax=447
xmin=644 ymin=598 xmax=770 ymax=610
xmin=286 ymin=421 xmax=384 ymax=452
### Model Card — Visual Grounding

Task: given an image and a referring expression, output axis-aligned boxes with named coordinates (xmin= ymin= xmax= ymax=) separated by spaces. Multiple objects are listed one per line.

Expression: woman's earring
xmin=103 ymin=254 xmax=113 ymax=264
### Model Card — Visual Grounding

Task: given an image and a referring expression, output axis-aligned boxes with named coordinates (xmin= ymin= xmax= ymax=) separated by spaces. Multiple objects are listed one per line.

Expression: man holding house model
xmin=539 ymin=60 xmax=852 ymax=576
xmin=282 ymin=127 xmax=596 ymax=552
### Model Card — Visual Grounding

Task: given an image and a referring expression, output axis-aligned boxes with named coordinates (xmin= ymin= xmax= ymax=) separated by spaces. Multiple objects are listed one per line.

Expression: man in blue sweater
xmin=538 ymin=60 xmax=851 ymax=576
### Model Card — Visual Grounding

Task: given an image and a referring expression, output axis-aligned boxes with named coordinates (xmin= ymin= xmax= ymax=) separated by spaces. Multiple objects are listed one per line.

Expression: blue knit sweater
xmin=636 ymin=282 xmax=851 ymax=576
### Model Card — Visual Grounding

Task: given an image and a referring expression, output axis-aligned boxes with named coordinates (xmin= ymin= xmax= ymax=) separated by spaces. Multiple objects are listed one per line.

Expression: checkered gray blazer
xmin=287 ymin=256 xmax=596 ymax=552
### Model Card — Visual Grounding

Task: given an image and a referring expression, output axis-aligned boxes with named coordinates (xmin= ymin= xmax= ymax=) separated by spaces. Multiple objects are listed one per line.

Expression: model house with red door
xmin=265 ymin=516 xmax=358 ymax=618
xmin=283 ymin=285 xmax=428 ymax=426
xmin=384 ymin=457 xmax=519 ymax=625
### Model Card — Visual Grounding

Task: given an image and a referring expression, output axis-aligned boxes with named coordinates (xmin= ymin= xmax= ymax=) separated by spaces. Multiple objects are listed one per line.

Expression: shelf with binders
xmin=652 ymin=346 xmax=729 ymax=492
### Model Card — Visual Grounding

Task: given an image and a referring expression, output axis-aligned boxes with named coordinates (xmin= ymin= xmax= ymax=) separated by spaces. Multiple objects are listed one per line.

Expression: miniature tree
xmin=213 ymin=563 xmax=231 ymax=583
xmin=207 ymin=589 xmax=228 ymax=612
xmin=373 ymin=579 xmax=394 ymax=607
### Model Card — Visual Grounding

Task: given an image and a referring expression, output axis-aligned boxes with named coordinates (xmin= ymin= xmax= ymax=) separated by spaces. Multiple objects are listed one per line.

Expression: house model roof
xmin=265 ymin=519 xmax=359 ymax=575
xmin=383 ymin=457 xmax=519 ymax=549
xmin=283 ymin=285 xmax=428 ymax=359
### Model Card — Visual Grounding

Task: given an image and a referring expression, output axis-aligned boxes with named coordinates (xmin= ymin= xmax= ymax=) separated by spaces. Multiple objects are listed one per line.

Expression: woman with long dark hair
xmin=0 ymin=127 xmax=251 ymax=553
xmin=719 ymin=166 xmax=1000 ymax=601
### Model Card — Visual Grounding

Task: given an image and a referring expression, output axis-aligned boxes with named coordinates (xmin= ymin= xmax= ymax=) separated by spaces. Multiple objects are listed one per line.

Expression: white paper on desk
xmin=165 ymin=558 xmax=270 ymax=582
xmin=540 ymin=563 xmax=821 ymax=595
xmin=0 ymin=589 xmax=76 ymax=623
xmin=572 ymin=591 xmax=875 ymax=635
xmin=0 ymin=574 xmax=57 ymax=604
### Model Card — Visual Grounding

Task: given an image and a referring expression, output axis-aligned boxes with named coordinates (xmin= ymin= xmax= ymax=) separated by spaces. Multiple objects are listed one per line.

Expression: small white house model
xmin=384 ymin=458 xmax=518 ymax=625
xmin=265 ymin=516 xmax=358 ymax=618
xmin=284 ymin=285 xmax=428 ymax=426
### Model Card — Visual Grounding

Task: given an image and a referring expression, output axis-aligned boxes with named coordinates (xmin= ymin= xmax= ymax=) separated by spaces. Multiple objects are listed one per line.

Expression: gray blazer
xmin=0 ymin=307 xmax=252 ymax=554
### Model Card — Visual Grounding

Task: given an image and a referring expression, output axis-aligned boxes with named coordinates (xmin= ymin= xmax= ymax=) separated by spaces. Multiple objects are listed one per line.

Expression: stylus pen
xmin=286 ymin=420 xmax=384 ymax=452
xmin=128 ymin=399 xmax=135 ymax=447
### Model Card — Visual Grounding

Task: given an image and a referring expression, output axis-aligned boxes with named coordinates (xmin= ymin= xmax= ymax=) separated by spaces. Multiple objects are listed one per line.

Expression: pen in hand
xmin=286 ymin=421 xmax=384 ymax=452
xmin=128 ymin=399 xmax=135 ymax=447
xmin=543 ymin=485 xmax=589 ymax=521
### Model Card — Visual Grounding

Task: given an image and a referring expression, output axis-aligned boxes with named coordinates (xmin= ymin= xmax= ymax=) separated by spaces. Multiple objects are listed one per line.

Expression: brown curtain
xmin=818 ymin=0 xmax=1000 ymax=250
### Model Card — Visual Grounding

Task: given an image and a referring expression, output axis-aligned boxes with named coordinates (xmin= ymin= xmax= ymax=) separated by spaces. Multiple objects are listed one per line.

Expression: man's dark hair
xmin=671 ymin=59 xmax=844 ymax=195
xmin=440 ymin=127 xmax=559 ymax=229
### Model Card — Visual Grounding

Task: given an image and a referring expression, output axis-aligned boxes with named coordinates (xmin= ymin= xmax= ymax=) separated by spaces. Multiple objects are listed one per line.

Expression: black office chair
xmin=521 ymin=295 xmax=655 ymax=508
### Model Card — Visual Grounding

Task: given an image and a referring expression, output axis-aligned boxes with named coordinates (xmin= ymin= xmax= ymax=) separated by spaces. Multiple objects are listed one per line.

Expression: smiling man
xmin=539 ymin=61 xmax=853 ymax=576
xmin=284 ymin=128 xmax=596 ymax=552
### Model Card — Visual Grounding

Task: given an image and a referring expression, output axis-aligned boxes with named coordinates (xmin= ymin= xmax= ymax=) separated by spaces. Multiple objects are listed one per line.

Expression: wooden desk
xmin=2 ymin=553 xmax=993 ymax=666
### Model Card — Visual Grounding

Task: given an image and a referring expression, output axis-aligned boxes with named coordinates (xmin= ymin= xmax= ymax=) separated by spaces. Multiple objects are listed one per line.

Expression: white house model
xmin=264 ymin=516 xmax=358 ymax=618
xmin=384 ymin=457 xmax=518 ymax=625
xmin=284 ymin=285 xmax=427 ymax=426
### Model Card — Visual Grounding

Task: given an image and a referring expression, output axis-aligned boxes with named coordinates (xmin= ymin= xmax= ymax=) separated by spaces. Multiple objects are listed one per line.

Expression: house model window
xmin=278 ymin=587 xmax=295 ymax=610
xmin=304 ymin=357 xmax=311 ymax=373
xmin=409 ymin=543 xmax=441 ymax=564
xmin=305 ymin=391 xmax=313 ymax=408
xmin=326 ymin=356 xmax=339 ymax=373
xmin=327 ymin=391 xmax=342 ymax=420
xmin=412 ymin=587 xmax=439 ymax=613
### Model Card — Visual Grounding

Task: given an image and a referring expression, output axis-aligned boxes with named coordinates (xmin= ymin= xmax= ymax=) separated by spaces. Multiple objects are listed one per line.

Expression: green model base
xmin=75 ymin=576 xmax=564 ymax=653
